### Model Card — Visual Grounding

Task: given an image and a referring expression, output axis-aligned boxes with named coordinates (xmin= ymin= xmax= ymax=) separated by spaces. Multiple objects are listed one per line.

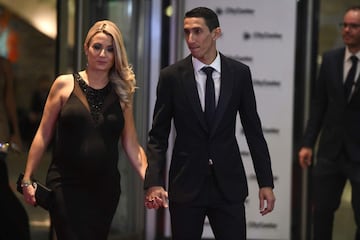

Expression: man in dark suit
xmin=144 ymin=7 xmax=275 ymax=240
xmin=298 ymin=5 xmax=360 ymax=240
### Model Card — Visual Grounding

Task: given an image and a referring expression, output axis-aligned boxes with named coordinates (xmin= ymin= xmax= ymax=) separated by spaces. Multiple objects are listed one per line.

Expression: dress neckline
xmin=74 ymin=72 xmax=112 ymax=125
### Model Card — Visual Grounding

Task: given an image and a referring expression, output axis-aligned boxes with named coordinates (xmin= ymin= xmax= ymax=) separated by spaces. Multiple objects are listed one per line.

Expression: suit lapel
xmin=334 ymin=49 xmax=346 ymax=101
xmin=181 ymin=56 xmax=208 ymax=132
xmin=350 ymin=73 xmax=360 ymax=103
xmin=181 ymin=54 xmax=235 ymax=135
xmin=211 ymin=55 xmax=234 ymax=137
xmin=334 ymin=48 xmax=360 ymax=104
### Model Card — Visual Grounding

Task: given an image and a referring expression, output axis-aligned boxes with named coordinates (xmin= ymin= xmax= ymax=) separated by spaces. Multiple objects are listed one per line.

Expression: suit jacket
xmin=302 ymin=47 xmax=360 ymax=163
xmin=144 ymin=53 xmax=274 ymax=203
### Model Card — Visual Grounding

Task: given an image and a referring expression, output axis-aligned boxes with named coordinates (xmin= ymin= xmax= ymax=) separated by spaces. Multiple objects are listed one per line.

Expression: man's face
xmin=342 ymin=9 xmax=360 ymax=51
xmin=183 ymin=17 xmax=219 ymax=64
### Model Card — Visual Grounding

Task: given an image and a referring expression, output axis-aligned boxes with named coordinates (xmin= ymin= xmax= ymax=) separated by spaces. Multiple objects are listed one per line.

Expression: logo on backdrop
xmin=244 ymin=32 xmax=283 ymax=40
xmin=253 ymin=78 xmax=281 ymax=87
xmin=215 ymin=7 xmax=255 ymax=15
xmin=227 ymin=55 xmax=253 ymax=63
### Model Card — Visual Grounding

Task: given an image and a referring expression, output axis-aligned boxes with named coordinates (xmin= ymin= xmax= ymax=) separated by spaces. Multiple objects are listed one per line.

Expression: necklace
xmin=77 ymin=77 xmax=111 ymax=124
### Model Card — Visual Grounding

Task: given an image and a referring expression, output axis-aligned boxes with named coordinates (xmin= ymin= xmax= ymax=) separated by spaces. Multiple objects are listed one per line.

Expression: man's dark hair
xmin=345 ymin=5 xmax=360 ymax=13
xmin=185 ymin=7 xmax=220 ymax=31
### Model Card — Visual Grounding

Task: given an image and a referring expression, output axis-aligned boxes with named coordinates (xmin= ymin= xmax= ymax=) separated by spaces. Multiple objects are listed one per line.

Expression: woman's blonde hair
xmin=84 ymin=20 xmax=136 ymax=106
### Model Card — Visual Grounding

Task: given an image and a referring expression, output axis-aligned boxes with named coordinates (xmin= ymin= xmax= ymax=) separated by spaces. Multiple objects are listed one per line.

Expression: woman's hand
xmin=22 ymin=182 xmax=37 ymax=206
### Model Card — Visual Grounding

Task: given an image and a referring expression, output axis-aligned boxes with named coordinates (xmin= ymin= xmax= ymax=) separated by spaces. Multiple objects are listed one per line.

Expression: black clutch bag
xmin=16 ymin=173 xmax=53 ymax=211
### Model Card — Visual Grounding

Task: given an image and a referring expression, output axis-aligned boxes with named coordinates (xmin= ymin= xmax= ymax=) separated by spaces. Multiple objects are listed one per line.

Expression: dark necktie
xmin=344 ymin=55 xmax=358 ymax=100
xmin=202 ymin=66 xmax=215 ymax=127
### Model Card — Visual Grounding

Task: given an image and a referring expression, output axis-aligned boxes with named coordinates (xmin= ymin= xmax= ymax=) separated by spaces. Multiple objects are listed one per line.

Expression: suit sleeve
xmin=238 ymin=65 xmax=274 ymax=189
xmin=301 ymin=53 xmax=329 ymax=148
xmin=144 ymin=69 xmax=173 ymax=189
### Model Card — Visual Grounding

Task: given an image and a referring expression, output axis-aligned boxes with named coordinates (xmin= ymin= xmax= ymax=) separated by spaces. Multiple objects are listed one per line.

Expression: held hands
xmin=259 ymin=187 xmax=275 ymax=216
xmin=22 ymin=182 xmax=37 ymax=206
xmin=298 ymin=147 xmax=313 ymax=169
xmin=145 ymin=186 xmax=168 ymax=209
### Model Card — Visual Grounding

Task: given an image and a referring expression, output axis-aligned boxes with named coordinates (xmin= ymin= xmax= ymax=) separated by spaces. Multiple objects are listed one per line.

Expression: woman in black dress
xmin=21 ymin=20 xmax=147 ymax=240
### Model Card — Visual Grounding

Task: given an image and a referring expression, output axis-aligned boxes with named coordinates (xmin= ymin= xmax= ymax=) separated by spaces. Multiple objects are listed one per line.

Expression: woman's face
xmin=85 ymin=32 xmax=115 ymax=72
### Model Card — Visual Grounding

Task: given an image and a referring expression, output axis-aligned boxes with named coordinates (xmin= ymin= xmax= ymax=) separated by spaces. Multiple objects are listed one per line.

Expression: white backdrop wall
xmin=151 ymin=1 xmax=297 ymax=239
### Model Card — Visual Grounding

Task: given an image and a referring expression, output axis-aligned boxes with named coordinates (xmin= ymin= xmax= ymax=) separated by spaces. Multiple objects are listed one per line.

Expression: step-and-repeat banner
xmin=162 ymin=1 xmax=296 ymax=239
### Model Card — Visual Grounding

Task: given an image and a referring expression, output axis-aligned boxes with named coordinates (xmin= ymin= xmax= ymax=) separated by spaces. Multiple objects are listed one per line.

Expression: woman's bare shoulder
xmin=54 ymin=73 xmax=75 ymax=84
xmin=49 ymin=73 xmax=75 ymax=97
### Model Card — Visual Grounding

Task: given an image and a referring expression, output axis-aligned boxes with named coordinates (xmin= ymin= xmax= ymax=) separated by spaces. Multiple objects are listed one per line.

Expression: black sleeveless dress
xmin=46 ymin=73 xmax=124 ymax=240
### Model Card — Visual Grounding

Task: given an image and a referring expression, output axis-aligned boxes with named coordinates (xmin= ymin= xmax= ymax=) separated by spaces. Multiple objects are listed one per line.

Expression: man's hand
xmin=298 ymin=147 xmax=313 ymax=169
xmin=259 ymin=187 xmax=275 ymax=216
xmin=145 ymin=186 xmax=168 ymax=209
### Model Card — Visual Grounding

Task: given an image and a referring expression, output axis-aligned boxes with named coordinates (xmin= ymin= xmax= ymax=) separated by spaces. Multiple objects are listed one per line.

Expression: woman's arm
xmin=23 ymin=75 xmax=72 ymax=180
xmin=22 ymin=74 xmax=73 ymax=205
xmin=120 ymin=104 xmax=147 ymax=180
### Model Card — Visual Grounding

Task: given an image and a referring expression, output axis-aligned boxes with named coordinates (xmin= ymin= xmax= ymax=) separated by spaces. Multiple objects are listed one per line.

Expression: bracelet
xmin=21 ymin=180 xmax=33 ymax=188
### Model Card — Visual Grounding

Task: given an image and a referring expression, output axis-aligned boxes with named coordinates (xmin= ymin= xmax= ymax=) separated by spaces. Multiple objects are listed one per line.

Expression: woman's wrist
xmin=21 ymin=179 xmax=33 ymax=188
